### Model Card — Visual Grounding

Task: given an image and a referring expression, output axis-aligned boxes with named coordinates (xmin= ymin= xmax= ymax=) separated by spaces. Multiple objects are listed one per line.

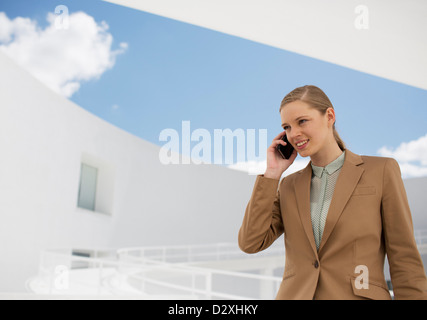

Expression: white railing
xmin=117 ymin=242 xmax=285 ymax=265
xmin=28 ymin=230 xmax=427 ymax=299
xmin=117 ymin=242 xmax=285 ymax=299
xmin=28 ymin=242 xmax=285 ymax=299
xmin=414 ymin=229 xmax=427 ymax=245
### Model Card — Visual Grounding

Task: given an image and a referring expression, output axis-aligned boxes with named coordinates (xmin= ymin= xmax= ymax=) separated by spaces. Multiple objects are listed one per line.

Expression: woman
xmin=238 ymin=85 xmax=427 ymax=300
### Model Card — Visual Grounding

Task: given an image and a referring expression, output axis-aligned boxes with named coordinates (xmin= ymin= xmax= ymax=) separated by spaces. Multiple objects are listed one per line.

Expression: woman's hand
xmin=264 ymin=131 xmax=298 ymax=180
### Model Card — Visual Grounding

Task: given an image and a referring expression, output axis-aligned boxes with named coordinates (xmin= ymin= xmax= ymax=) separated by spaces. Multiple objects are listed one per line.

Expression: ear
xmin=326 ymin=107 xmax=336 ymax=127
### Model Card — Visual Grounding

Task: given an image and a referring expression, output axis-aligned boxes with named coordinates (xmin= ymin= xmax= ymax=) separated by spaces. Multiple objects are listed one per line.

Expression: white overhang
xmin=104 ymin=0 xmax=427 ymax=90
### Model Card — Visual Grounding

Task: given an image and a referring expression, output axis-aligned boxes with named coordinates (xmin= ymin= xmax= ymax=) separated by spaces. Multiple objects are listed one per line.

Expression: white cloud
xmin=395 ymin=162 xmax=427 ymax=179
xmin=227 ymin=160 xmax=267 ymax=176
xmin=0 ymin=11 xmax=127 ymax=97
xmin=230 ymin=133 xmax=427 ymax=180
xmin=377 ymin=133 xmax=427 ymax=178
xmin=228 ymin=158 xmax=310 ymax=177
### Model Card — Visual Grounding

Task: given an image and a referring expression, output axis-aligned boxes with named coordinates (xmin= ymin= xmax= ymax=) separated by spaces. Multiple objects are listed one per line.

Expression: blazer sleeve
xmin=381 ymin=158 xmax=427 ymax=299
xmin=238 ymin=174 xmax=284 ymax=254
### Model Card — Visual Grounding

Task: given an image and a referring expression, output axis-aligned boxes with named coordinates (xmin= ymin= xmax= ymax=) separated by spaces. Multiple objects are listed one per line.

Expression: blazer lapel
xmin=318 ymin=150 xmax=364 ymax=253
xmin=294 ymin=162 xmax=318 ymax=257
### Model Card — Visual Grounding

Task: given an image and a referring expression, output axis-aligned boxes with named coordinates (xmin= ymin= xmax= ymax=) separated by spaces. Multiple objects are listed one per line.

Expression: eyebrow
xmin=282 ymin=115 xmax=309 ymax=127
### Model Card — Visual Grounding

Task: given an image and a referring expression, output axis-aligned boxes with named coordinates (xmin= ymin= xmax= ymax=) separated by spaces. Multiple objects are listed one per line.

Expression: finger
xmin=272 ymin=131 xmax=286 ymax=141
xmin=271 ymin=139 xmax=286 ymax=148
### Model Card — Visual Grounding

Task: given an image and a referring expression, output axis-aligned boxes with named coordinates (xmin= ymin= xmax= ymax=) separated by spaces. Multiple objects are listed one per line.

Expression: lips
xmin=295 ymin=139 xmax=309 ymax=149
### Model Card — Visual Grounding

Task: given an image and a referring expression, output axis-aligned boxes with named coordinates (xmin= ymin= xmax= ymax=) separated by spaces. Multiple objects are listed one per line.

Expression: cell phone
xmin=276 ymin=133 xmax=294 ymax=159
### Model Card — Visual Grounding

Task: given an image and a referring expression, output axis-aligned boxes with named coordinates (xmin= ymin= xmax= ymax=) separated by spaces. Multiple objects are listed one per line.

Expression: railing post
xmin=260 ymin=267 xmax=274 ymax=299
xmin=98 ymin=261 xmax=103 ymax=295
xmin=47 ymin=253 xmax=54 ymax=295
xmin=205 ymin=272 xmax=212 ymax=300
xmin=140 ymin=265 xmax=146 ymax=294
xmin=191 ymin=272 xmax=195 ymax=294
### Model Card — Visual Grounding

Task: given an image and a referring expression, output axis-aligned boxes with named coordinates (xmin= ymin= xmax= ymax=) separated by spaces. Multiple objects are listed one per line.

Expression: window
xmin=71 ymin=250 xmax=92 ymax=269
xmin=76 ymin=152 xmax=115 ymax=216
xmin=77 ymin=163 xmax=98 ymax=211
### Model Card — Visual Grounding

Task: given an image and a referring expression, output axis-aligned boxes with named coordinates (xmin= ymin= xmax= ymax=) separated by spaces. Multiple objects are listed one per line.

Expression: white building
xmin=0 ymin=50 xmax=259 ymax=295
xmin=0 ymin=0 xmax=426 ymax=299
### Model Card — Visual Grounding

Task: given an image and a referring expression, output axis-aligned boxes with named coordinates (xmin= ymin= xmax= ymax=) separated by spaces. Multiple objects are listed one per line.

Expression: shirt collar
xmin=311 ymin=151 xmax=346 ymax=178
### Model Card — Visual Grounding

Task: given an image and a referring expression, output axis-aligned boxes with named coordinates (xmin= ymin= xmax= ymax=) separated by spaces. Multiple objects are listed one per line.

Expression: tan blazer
xmin=239 ymin=149 xmax=427 ymax=300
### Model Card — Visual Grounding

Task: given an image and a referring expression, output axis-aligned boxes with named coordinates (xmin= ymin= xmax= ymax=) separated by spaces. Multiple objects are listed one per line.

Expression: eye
xmin=299 ymin=119 xmax=307 ymax=125
xmin=283 ymin=125 xmax=290 ymax=131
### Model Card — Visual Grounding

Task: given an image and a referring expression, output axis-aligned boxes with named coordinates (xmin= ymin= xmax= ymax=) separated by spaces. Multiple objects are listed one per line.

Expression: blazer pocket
xmin=352 ymin=186 xmax=376 ymax=196
xmin=350 ymin=276 xmax=391 ymax=300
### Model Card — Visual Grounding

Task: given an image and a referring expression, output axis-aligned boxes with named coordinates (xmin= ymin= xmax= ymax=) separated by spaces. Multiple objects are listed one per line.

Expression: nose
xmin=287 ymin=128 xmax=301 ymax=144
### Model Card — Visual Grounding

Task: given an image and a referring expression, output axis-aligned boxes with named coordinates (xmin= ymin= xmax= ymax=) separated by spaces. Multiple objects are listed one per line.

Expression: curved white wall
xmin=0 ymin=51 xmax=256 ymax=292
xmin=0 ymin=50 xmax=425 ymax=293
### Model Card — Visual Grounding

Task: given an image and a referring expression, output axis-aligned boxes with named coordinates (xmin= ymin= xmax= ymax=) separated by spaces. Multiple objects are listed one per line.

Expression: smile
xmin=296 ymin=139 xmax=309 ymax=149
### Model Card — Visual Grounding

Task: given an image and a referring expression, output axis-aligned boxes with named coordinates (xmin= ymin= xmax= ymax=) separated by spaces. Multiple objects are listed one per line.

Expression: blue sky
xmin=1 ymin=0 xmax=427 ymax=177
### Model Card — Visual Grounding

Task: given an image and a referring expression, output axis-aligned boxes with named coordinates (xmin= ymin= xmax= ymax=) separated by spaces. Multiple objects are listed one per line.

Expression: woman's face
xmin=280 ymin=100 xmax=334 ymax=158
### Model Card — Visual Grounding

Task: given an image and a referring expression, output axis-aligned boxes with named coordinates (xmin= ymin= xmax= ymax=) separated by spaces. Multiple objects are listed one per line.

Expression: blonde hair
xmin=279 ymin=85 xmax=346 ymax=151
